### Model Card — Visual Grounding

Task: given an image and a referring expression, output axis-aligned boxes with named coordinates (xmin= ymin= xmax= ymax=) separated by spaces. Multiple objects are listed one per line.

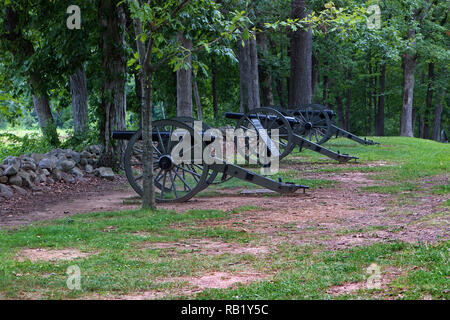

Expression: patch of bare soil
xmin=139 ymin=239 xmax=269 ymax=256
xmin=176 ymin=271 xmax=269 ymax=290
xmin=0 ymin=175 xmax=137 ymax=227
xmin=116 ymin=271 xmax=270 ymax=300
xmin=16 ymin=248 xmax=93 ymax=262
xmin=166 ymin=172 xmax=449 ymax=248
xmin=326 ymin=266 xmax=405 ymax=299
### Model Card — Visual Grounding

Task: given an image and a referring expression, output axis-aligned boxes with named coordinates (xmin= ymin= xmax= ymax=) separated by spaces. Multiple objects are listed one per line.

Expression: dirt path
xmin=0 ymin=176 xmax=136 ymax=227
xmin=1 ymin=170 xmax=447 ymax=247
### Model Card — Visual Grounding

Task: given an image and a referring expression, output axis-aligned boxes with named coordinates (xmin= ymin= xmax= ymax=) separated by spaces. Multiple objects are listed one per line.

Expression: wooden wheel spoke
xmin=174 ymin=168 xmax=192 ymax=192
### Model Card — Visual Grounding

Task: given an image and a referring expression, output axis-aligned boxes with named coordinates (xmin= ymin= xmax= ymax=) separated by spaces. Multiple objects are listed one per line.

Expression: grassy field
xmin=0 ymin=136 xmax=448 ymax=300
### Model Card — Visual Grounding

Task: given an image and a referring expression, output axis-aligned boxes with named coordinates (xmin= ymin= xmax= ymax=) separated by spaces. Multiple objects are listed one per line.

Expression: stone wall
xmin=0 ymin=145 xmax=116 ymax=201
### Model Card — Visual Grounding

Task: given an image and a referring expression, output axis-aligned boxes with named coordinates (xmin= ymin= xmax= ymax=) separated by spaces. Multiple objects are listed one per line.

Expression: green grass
xmin=291 ymin=137 xmax=449 ymax=195
xmin=0 ymin=208 xmax=256 ymax=299
xmin=201 ymin=241 xmax=450 ymax=300
xmin=431 ymin=184 xmax=450 ymax=195
xmin=360 ymin=182 xmax=419 ymax=194
xmin=0 ymin=207 xmax=448 ymax=300
xmin=0 ymin=136 xmax=448 ymax=299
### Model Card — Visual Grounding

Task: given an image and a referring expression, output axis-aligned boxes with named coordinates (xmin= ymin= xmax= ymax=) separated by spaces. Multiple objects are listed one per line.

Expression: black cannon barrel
xmin=112 ymin=130 xmax=216 ymax=143
xmin=112 ymin=131 xmax=137 ymax=140
xmin=112 ymin=130 xmax=174 ymax=141
xmin=225 ymin=112 xmax=299 ymax=124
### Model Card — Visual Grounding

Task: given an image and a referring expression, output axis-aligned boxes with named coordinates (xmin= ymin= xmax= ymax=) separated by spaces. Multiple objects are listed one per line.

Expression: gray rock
xmin=51 ymin=169 xmax=63 ymax=181
xmin=11 ymin=185 xmax=27 ymax=195
xmin=40 ymin=169 xmax=50 ymax=176
xmin=89 ymin=145 xmax=102 ymax=155
xmin=0 ymin=168 xmax=3 ymax=176
xmin=31 ymin=153 xmax=46 ymax=163
xmin=8 ymin=175 xmax=22 ymax=186
xmin=0 ymin=175 xmax=8 ymax=184
xmin=27 ymin=170 xmax=37 ymax=182
xmin=4 ymin=165 xmax=18 ymax=176
xmin=58 ymin=159 xmax=76 ymax=172
xmin=71 ymin=167 xmax=84 ymax=178
xmin=39 ymin=156 xmax=57 ymax=170
xmin=49 ymin=148 xmax=64 ymax=158
xmin=85 ymin=164 xmax=94 ymax=173
xmin=62 ymin=173 xmax=75 ymax=184
xmin=69 ymin=151 xmax=81 ymax=164
xmin=46 ymin=177 xmax=55 ymax=184
xmin=80 ymin=150 xmax=92 ymax=158
xmin=0 ymin=184 xmax=14 ymax=198
xmin=79 ymin=158 xmax=88 ymax=166
xmin=3 ymin=156 xmax=20 ymax=168
xmin=38 ymin=174 xmax=47 ymax=183
xmin=95 ymin=167 xmax=115 ymax=180
xmin=21 ymin=161 xmax=36 ymax=171
xmin=17 ymin=171 xmax=33 ymax=187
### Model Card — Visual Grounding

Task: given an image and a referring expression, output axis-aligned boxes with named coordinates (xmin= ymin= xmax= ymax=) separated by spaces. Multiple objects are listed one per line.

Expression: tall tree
xmin=432 ymin=87 xmax=446 ymax=142
xmin=400 ymin=33 xmax=416 ymax=137
xmin=257 ymin=29 xmax=274 ymax=106
xmin=176 ymin=32 xmax=193 ymax=117
xmin=375 ymin=63 xmax=386 ymax=136
xmin=1 ymin=6 xmax=59 ymax=145
xmin=70 ymin=65 xmax=88 ymax=134
xmin=239 ymin=37 xmax=260 ymax=111
xmin=98 ymin=0 xmax=127 ymax=168
xmin=288 ymin=0 xmax=312 ymax=108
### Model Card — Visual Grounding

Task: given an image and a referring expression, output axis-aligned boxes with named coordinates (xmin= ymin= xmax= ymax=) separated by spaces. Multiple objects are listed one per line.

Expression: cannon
xmin=113 ymin=118 xmax=308 ymax=203
xmin=225 ymin=107 xmax=358 ymax=162
xmin=269 ymin=104 xmax=379 ymax=145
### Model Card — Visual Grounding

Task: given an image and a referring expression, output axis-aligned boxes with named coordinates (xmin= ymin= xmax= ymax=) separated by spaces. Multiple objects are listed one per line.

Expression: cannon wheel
xmin=169 ymin=116 xmax=227 ymax=185
xmin=293 ymin=104 xmax=333 ymax=145
xmin=124 ymin=119 xmax=211 ymax=203
xmin=235 ymin=107 xmax=294 ymax=162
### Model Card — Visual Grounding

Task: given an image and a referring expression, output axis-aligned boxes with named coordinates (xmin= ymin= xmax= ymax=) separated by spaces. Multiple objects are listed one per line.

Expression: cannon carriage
xmin=225 ymin=107 xmax=358 ymax=163
xmin=113 ymin=118 xmax=308 ymax=203
xmin=266 ymin=104 xmax=379 ymax=146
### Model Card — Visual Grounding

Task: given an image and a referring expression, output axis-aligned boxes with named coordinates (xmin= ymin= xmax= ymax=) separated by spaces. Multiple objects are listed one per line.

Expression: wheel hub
xmin=158 ymin=155 xmax=174 ymax=171
xmin=304 ymin=122 xmax=313 ymax=130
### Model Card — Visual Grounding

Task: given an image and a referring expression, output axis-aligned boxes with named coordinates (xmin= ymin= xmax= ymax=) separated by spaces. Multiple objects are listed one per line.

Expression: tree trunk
xmin=375 ymin=63 xmax=386 ymax=136
xmin=400 ymin=31 xmax=416 ymax=137
xmin=289 ymin=0 xmax=312 ymax=108
xmin=193 ymin=78 xmax=202 ymax=120
xmin=29 ymin=72 xmax=59 ymax=145
xmin=272 ymin=33 xmax=287 ymax=108
xmin=239 ymin=42 xmax=250 ymax=113
xmin=249 ymin=37 xmax=261 ymax=110
xmin=133 ymin=18 xmax=155 ymax=209
xmin=423 ymin=62 xmax=434 ymax=139
xmin=4 ymin=8 xmax=59 ymax=145
xmin=432 ymin=88 xmax=446 ymax=141
xmin=336 ymin=95 xmax=345 ymax=129
xmin=312 ymin=52 xmax=319 ymax=99
xmin=239 ymin=38 xmax=260 ymax=112
xmin=70 ymin=65 xmax=88 ymax=135
xmin=176 ymin=32 xmax=193 ymax=117
xmin=99 ymin=0 xmax=127 ymax=169
xmin=418 ymin=115 xmax=425 ymax=138
xmin=322 ymin=74 xmax=328 ymax=104
xmin=345 ymin=70 xmax=351 ymax=131
xmin=211 ymin=56 xmax=218 ymax=118
xmin=257 ymin=30 xmax=274 ymax=107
